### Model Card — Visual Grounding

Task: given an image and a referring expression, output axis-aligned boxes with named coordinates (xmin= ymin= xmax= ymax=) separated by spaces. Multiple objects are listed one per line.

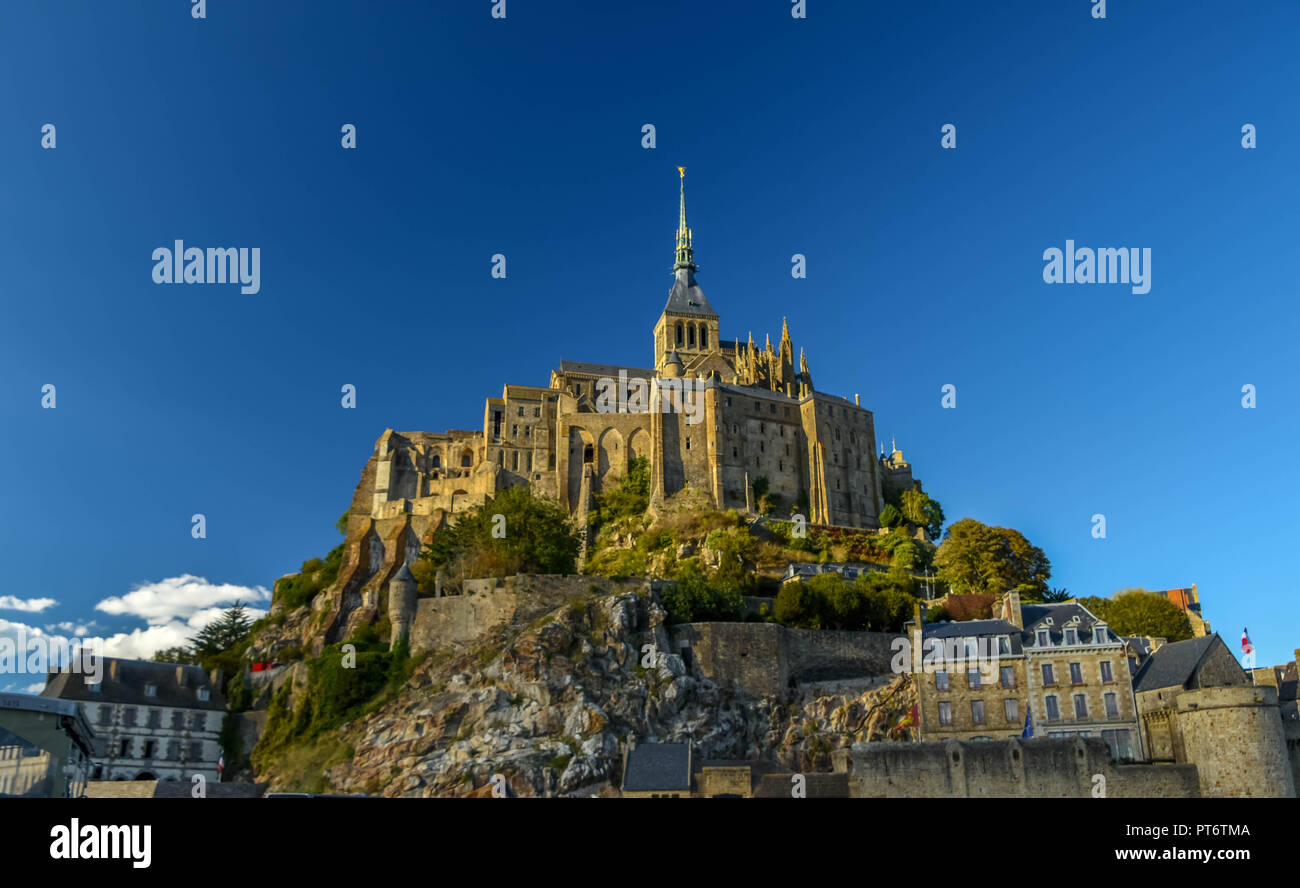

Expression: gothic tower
xmin=653 ymin=168 xmax=720 ymax=373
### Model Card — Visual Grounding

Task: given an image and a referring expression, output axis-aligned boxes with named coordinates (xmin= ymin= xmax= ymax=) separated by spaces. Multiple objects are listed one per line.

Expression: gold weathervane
xmin=678 ymin=166 xmax=685 ymax=178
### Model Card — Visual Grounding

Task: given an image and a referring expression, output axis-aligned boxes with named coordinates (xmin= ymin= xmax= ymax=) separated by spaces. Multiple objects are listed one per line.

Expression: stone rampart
xmin=833 ymin=737 xmax=1201 ymax=798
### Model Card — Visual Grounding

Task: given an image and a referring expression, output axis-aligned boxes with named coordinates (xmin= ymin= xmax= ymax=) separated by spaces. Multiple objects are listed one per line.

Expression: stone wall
xmin=833 ymin=737 xmax=1201 ymax=798
xmin=408 ymin=574 xmax=650 ymax=655
xmin=670 ymin=622 xmax=897 ymax=697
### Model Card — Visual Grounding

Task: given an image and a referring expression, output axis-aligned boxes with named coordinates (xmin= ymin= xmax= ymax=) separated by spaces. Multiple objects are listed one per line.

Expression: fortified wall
xmin=833 ymin=737 xmax=1201 ymax=798
xmin=670 ymin=623 xmax=898 ymax=697
xmin=1175 ymin=685 xmax=1296 ymax=798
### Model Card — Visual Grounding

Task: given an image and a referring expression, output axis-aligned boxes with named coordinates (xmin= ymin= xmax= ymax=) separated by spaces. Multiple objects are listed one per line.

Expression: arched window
xmin=461 ymin=449 xmax=472 ymax=467
xmin=675 ymin=323 xmax=684 ymax=346
xmin=700 ymin=326 xmax=708 ymax=349
xmin=583 ymin=444 xmax=594 ymax=464
xmin=688 ymin=325 xmax=696 ymax=348
xmin=432 ymin=454 xmax=441 ymax=468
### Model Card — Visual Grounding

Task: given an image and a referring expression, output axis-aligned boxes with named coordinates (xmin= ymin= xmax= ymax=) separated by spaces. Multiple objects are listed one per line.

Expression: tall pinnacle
xmin=674 ymin=166 xmax=696 ymax=272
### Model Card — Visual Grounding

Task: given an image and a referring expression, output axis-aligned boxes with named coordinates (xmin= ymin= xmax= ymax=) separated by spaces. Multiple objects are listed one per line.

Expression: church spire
xmin=673 ymin=166 xmax=696 ymax=272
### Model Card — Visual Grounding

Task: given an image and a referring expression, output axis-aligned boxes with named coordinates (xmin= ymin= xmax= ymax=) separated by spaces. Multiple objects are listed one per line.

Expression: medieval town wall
xmin=833 ymin=737 xmax=1201 ymax=798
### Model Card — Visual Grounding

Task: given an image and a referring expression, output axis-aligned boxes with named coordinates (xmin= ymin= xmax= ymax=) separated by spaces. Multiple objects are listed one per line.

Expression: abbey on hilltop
xmin=365 ymin=170 xmax=919 ymax=539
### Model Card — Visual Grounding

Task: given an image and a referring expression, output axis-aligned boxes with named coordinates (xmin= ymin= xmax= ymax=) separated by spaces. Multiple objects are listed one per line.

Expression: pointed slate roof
xmin=663 ymin=269 xmax=718 ymax=319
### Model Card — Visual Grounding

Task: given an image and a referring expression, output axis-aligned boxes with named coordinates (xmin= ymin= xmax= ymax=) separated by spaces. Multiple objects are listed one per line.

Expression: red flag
xmin=895 ymin=704 xmax=918 ymax=733
xmin=1241 ymin=628 xmax=1254 ymax=655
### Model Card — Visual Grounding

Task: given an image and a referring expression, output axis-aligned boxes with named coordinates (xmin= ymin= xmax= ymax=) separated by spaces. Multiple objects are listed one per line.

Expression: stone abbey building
xmin=369 ymin=171 xmax=919 ymax=534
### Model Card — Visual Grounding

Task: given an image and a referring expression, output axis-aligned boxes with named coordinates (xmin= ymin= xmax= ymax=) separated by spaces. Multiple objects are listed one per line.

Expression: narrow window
xmin=935 ymin=671 xmax=949 ymax=690
xmin=1100 ymin=661 xmax=1114 ymax=683
xmin=1042 ymin=663 xmax=1055 ymax=685
xmin=1004 ymin=699 xmax=1018 ymax=722
xmin=971 ymin=700 xmax=986 ymax=724
xmin=938 ymin=701 xmax=953 ymax=725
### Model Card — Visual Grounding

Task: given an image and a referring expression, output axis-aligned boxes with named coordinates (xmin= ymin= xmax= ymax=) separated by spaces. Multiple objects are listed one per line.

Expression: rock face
xmin=267 ymin=586 xmax=914 ymax=797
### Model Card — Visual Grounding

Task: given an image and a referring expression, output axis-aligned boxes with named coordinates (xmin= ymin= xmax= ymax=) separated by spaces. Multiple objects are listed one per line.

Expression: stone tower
xmin=387 ymin=562 xmax=418 ymax=651
xmin=1176 ymin=685 xmax=1295 ymax=798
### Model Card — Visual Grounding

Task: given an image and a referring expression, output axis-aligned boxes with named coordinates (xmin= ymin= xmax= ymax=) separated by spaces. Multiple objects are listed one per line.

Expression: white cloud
xmin=46 ymin=621 xmax=98 ymax=636
xmin=1 ymin=576 xmax=269 ymax=670
xmin=95 ymin=575 xmax=270 ymax=625
xmin=0 ymin=595 xmax=58 ymax=613
xmin=24 ymin=682 xmax=44 ymax=694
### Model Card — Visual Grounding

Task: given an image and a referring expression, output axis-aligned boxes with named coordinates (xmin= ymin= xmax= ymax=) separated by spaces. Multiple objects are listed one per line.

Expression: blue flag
xmin=1021 ymin=707 xmax=1033 ymax=738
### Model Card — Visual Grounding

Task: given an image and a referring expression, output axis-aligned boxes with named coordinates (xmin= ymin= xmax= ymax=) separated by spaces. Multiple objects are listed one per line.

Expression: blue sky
xmin=1 ymin=0 xmax=1297 ymax=687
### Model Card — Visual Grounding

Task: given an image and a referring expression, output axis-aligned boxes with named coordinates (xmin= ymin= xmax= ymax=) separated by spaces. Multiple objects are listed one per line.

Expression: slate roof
xmin=782 ymin=562 xmax=891 ymax=582
xmin=1132 ymin=635 xmax=1222 ymax=693
xmin=1124 ymin=636 xmax=1156 ymax=658
xmin=1021 ymin=603 xmax=1112 ymax=645
xmin=663 ymin=269 xmax=718 ymax=319
xmin=555 ymin=360 xmax=657 ymax=380
xmin=922 ymin=619 xmax=1024 ymax=655
xmin=42 ymin=658 xmax=225 ymax=711
xmin=622 ymin=742 xmax=692 ymax=793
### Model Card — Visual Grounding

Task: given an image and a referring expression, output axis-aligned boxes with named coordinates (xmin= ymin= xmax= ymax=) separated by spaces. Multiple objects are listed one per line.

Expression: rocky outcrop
xmin=257 ymin=586 xmax=913 ymax=797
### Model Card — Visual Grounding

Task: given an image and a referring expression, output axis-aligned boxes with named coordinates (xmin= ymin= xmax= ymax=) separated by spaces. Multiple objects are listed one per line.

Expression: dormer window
xmin=197 ymin=688 xmax=210 ymax=702
xmin=1036 ymin=630 xmax=1050 ymax=647
xmin=1095 ymin=627 xmax=1109 ymax=643
xmin=145 ymin=684 xmax=157 ymax=698
xmin=1064 ymin=628 xmax=1078 ymax=645
xmin=86 ymin=678 xmax=101 ymax=693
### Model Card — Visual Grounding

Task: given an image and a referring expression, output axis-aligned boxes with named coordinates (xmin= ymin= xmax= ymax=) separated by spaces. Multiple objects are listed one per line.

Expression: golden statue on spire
xmin=677 ymin=166 xmax=685 ymax=178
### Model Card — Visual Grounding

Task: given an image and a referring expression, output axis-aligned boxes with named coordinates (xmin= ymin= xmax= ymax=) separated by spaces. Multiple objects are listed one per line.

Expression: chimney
xmin=1001 ymin=591 xmax=1022 ymax=629
xmin=209 ymin=668 xmax=224 ymax=692
xmin=854 ymin=393 xmax=860 ymax=406
xmin=175 ymin=665 xmax=185 ymax=687
xmin=109 ymin=660 xmax=119 ymax=681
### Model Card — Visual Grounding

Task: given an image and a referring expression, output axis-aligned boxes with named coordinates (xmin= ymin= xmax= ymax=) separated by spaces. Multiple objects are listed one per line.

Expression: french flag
xmin=1242 ymin=628 xmax=1255 ymax=656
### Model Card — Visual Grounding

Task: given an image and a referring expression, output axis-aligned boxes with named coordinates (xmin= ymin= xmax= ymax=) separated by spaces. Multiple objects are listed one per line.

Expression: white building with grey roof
xmin=42 ymin=657 xmax=225 ymax=783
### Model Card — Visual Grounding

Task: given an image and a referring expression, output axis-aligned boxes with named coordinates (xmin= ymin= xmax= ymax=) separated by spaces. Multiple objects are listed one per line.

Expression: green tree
xmin=933 ymin=518 xmax=1051 ymax=601
xmin=1077 ymin=589 xmax=1193 ymax=641
xmin=591 ymin=457 xmax=650 ymax=529
xmin=879 ymin=504 xmax=903 ymax=529
xmin=151 ymin=646 xmax=195 ymax=665
xmin=422 ymin=484 xmax=581 ymax=581
xmin=661 ymin=561 xmax=743 ymax=624
xmin=900 ymin=489 xmax=945 ymax=540
xmin=190 ymin=603 xmax=254 ymax=659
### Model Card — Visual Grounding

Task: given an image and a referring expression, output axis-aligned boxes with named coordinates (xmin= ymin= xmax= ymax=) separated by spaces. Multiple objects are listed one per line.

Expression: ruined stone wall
xmin=670 ymin=623 xmax=897 ymax=697
xmin=408 ymin=574 xmax=650 ymax=655
xmin=1175 ymin=685 xmax=1295 ymax=798
xmin=833 ymin=737 xmax=1200 ymax=798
